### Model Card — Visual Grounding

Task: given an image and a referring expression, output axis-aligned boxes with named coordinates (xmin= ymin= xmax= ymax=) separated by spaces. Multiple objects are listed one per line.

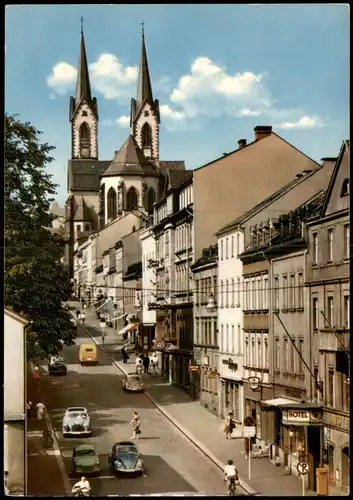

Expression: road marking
xmin=69 ymin=475 xmax=117 ymax=481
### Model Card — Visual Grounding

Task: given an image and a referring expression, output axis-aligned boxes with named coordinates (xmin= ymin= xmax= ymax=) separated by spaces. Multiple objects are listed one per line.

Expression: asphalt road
xmin=37 ymin=325 xmax=242 ymax=496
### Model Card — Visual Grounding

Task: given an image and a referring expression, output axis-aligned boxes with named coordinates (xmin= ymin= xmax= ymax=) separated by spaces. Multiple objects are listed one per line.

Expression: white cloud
xmin=47 ymin=54 xmax=138 ymax=101
xmin=102 ymin=119 xmax=114 ymax=127
xmin=236 ymin=108 xmax=263 ymax=117
xmin=274 ymin=115 xmax=324 ymax=130
xmin=116 ymin=115 xmax=130 ymax=128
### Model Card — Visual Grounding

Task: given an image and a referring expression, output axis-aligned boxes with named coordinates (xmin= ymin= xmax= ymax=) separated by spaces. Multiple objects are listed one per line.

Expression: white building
xmin=140 ymin=226 xmax=157 ymax=352
xmin=4 ymin=309 xmax=27 ymax=495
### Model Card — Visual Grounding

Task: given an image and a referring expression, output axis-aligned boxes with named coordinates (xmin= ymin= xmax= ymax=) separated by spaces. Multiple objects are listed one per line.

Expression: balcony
xmin=318 ymin=329 xmax=350 ymax=352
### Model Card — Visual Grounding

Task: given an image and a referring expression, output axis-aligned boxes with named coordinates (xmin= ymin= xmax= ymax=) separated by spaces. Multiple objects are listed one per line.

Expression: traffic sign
xmin=297 ymin=461 xmax=309 ymax=475
xmin=243 ymin=426 xmax=256 ymax=438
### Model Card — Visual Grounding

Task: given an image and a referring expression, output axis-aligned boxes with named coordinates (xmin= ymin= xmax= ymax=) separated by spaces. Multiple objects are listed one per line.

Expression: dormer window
xmin=82 ymin=111 xmax=88 ymax=116
xmin=341 ymin=178 xmax=349 ymax=197
xmin=144 ymin=110 xmax=149 ymax=117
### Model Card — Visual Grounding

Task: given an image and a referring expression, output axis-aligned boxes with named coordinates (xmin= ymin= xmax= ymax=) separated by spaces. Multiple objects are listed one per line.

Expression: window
xmin=257 ymin=339 xmax=261 ymax=368
xmin=327 ymin=296 xmax=334 ymax=326
xmin=220 ymin=240 xmax=224 ymax=260
xmin=327 ymin=229 xmax=333 ymax=262
xmin=282 ymin=275 xmax=288 ymax=309
xmin=82 ymin=110 xmax=88 ymax=116
xmin=236 ymin=233 xmax=240 ymax=256
xmin=289 ymin=340 xmax=294 ymax=372
xmin=195 ymin=280 xmax=199 ymax=305
xmin=284 ymin=339 xmax=289 ymax=371
xmin=231 ymin=325 xmax=235 ymax=353
xmin=147 ymin=188 xmax=156 ymax=215
xmin=195 ymin=318 xmax=199 ymax=344
xmin=274 ymin=276 xmax=279 ymax=311
xmin=204 ymin=321 xmax=208 ymax=346
xmin=343 ymin=295 xmax=350 ymax=328
xmin=77 ymin=224 xmax=81 ymax=234
xmin=245 ymin=338 xmax=249 ymax=366
xmin=289 ymin=274 xmax=295 ymax=309
xmin=141 ymin=122 xmax=152 ymax=148
xmin=225 ymin=280 xmax=229 ymax=307
xmin=344 ymin=224 xmax=350 ymax=259
xmin=245 ymin=281 xmax=249 ymax=310
xmin=341 ymin=178 xmax=349 ymax=197
xmin=107 ymin=188 xmax=117 ymax=220
xmin=237 ymin=324 xmax=241 ymax=354
xmin=275 ymin=339 xmax=281 ymax=370
xmin=313 ymin=298 xmax=319 ymax=329
xmin=220 ymin=325 xmax=224 ymax=351
xmin=313 ymin=367 xmax=319 ymax=401
xmin=297 ymin=272 xmax=303 ymax=309
xmin=252 ymin=280 xmax=256 ymax=310
xmin=213 ymin=319 xmax=217 ymax=345
xmin=231 ymin=278 xmax=235 ymax=307
xmin=79 ymin=122 xmax=90 ymax=157
xmin=263 ymin=276 xmax=268 ymax=310
xmin=231 ymin=236 xmax=234 ymax=257
xmin=328 ymin=369 xmax=334 ymax=406
xmin=264 ymin=338 xmax=268 ymax=369
xmin=165 ymin=231 xmax=169 ymax=258
xmin=126 ymin=187 xmax=138 ymax=211
xmin=220 ymin=281 xmax=224 ymax=308
xmin=226 ymin=238 xmax=229 ymax=259
xmin=226 ymin=324 xmax=229 ymax=352
xmin=237 ymin=277 xmax=241 ymax=307
xmin=298 ymin=340 xmax=304 ymax=374
xmin=312 ymin=232 xmax=318 ymax=264
xmin=258 ymin=278 xmax=263 ymax=309
xmin=84 ymin=224 xmax=90 ymax=232
xmin=251 ymin=339 xmax=255 ymax=367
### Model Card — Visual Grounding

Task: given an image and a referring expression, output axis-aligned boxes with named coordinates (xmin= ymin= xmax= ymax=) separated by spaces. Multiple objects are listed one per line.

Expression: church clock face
xmin=81 ymin=147 xmax=90 ymax=158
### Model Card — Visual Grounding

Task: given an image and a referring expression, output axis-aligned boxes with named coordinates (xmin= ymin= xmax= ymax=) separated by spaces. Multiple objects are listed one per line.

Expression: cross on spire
xmin=80 ymin=16 xmax=84 ymax=34
xmin=140 ymin=20 xmax=144 ymax=37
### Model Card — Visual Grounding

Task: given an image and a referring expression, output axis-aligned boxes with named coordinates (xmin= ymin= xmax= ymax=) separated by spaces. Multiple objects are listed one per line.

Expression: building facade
xmin=140 ymin=227 xmax=157 ymax=355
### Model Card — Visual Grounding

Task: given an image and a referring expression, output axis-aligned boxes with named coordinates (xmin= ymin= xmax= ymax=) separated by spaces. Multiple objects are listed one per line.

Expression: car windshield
xmin=70 ymin=412 xmax=87 ymax=418
xmin=117 ymin=446 xmax=137 ymax=454
xmin=128 ymin=376 xmax=141 ymax=383
xmin=76 ymin=449 xmax=96 ymax=457
xmin=52 ymin=357 xmax=64 ymax=363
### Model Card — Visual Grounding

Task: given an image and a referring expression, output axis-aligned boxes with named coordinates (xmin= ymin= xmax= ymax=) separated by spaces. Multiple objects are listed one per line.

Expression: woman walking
xmin=224 ymin=411 xmax=236 ymax=440
xmin=130 ymin=411 xmax=141 ymax=439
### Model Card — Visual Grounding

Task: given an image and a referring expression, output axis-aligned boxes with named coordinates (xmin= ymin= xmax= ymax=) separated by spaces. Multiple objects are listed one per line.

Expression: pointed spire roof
xmin=136 ymin=29 xmax=153 ymax=104
xmin=75 ymin=29 xmax=92 ymax=105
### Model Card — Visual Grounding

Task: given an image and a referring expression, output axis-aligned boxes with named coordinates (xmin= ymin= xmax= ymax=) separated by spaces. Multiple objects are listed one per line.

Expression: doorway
xmin=308 ymin=426 xmax=321 ymax=491
xmin=341 ymin=447 xmax=349 ymax=490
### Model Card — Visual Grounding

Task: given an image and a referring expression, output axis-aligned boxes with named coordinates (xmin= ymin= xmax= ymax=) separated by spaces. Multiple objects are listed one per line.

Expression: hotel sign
xmin=282 ymin=409 xmax=321 ymax=426
xmin=322 ymin=411 xmax=349 ymax=432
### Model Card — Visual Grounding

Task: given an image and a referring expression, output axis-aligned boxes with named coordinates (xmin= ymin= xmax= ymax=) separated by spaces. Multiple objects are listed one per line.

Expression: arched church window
xmin=341 ymin=178 xmax=349 ymax=197
xmin=147 ymin=188 xmax=156 ymax=215
xmin=126 ymin=187 xmax=139 ymax=211
xmin=107 ymin=188 xmax=117 ymax=221
xmin=141 ymin=123 xmax=152 ymax=148
xmin=80 ymin=122 xmax=90 ymax=158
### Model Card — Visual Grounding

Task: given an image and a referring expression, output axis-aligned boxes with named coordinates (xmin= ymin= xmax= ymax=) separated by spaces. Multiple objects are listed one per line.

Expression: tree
xmin=5 ymin=114 xmax=76 ymax=360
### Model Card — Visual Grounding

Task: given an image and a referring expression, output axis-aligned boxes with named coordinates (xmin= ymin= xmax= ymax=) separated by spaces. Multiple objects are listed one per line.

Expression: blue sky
xmin=5 ymin=4 xmax=349 ymax=205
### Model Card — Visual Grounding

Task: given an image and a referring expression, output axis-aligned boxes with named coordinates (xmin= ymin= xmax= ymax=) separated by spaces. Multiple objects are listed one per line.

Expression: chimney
xmin=254 ymin=125 xmax=272 ymax=141
xmin=238 ymin=139 xmax=247 ymax=148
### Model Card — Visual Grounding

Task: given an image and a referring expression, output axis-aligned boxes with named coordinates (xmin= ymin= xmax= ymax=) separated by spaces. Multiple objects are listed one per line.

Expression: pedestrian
xmin=4 ymin=471 xmax=9 ymax=495
xmin=150 ymin=352 xmax=158 ymax=375
xmin=36 ymin=402 xmax=46 ymax=421
xmin=224 ymin=411 xmax=236 ymax=440
xmin=135 ymin=356 xmax=143 ymax=375
xmin=81 ymin=298 xmax=85 ymax=308
xmin=121 ymin=347 xmax=129 ymax=364
xmin=26 ymin=401 xmax=32 ymax=419
xmin=130 ymin=411 xmax=141 ymax=439
xmin=143 ymin=354 xmax=150 ymax=374
xmin=81 ymin=311 xmax=86 ymax=325
xmin=76 ymin=309 xmax=81 ymax=320
xmin=32 ymin=366 xmax=40 ymax=380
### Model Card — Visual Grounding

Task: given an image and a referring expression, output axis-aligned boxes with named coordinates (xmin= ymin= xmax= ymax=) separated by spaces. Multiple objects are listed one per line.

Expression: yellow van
xmin=79 ymin=344 xmax=98 ymax=365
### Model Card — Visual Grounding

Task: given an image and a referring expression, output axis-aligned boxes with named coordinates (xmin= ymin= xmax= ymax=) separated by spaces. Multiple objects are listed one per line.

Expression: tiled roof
xmin=68 ymin=160 xmax=110 ymax=191
xmin=168 ymin=170 xmax=193 ymax=190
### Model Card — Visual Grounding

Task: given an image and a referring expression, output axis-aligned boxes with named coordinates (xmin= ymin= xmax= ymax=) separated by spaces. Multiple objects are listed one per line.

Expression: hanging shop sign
xmin=153 ymin=340 xmax=165 ymax=351
xmin=205 ymin=370 xmax=218 ymax=378
xmin=188 ymin=365 xmax=200 ymax=372
xmin=222 ymin=357 xmax=238 ymax=372
xmin=282 ymin=409 xmax=321 ymax=426
xmin=248 ymin=376 xmax=261 ymax=391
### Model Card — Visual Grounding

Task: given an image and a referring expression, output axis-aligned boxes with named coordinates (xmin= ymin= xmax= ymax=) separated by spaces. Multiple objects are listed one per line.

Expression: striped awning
xmin=118 ymin=323 xmax=139 ymax=335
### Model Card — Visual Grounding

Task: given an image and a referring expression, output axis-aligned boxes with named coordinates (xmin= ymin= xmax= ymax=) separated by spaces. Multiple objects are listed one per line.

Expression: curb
xmin=28 ymin=362 xmax=72 ymax=496
xmin=72 ymin=312 xmax=258 ymax=496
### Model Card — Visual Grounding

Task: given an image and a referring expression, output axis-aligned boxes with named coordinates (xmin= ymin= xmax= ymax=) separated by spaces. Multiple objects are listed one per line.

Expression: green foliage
xmin=5 ymin=114 xmax=76 ymax=360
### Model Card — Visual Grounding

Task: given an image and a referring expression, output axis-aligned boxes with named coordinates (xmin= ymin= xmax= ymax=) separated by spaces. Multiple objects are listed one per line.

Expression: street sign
xmin=188 ymin=365 xmax=200 ymax=372
xmin=243 ymin=426 xmax=256 ymax=438
xmin=297 ymin=461 xmax=309 ymax=475
xmin=248 ymin=376 xmax=260 ymax=391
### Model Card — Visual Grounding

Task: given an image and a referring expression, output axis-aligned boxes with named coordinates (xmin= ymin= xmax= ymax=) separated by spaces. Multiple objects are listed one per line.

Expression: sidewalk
xmin=27 ymin=365 xmax=71 ymax=496
xmin=71 ymin=301 xmax=316 ymax=497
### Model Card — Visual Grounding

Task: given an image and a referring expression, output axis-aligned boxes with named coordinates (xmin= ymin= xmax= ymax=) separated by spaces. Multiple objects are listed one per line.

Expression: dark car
xmin=48 ymin=356 xmax=67 ymax=375
xmin=108 ymin=441 xmax=144 ymax=476
xmin=70 ymin=443 xmax=100 ymax=477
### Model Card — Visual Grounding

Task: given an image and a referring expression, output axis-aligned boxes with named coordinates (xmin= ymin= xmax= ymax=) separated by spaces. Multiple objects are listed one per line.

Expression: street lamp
xmin=206 ymin=293 xmax=217 ymax=313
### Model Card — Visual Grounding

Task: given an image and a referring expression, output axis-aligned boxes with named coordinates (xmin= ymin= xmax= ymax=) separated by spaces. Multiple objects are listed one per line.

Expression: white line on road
xmin=68 ymin=476 xmax=117 ymax=481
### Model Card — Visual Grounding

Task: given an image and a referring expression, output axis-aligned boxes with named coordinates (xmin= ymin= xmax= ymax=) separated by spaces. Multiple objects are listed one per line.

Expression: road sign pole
xmin=248 ymin=437 xmax=251 ymax=480
xmin=302 ymin=474 xmax=305 ymax=496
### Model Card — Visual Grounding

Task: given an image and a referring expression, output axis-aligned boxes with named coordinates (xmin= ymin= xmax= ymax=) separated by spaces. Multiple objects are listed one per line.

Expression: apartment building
xmin=191 ymin=244 xmax=218 ymax=412
xmin=140 ymin=227 xmax=157 ymax=355
xmin=305 ymin=141 xmax=350 ymax=493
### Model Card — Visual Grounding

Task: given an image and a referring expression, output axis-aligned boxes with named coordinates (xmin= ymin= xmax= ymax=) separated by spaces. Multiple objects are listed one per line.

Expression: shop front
xmin=243 ymin=377 xmax=273 ymax=444
xmin=219 ymin=354 xmax=244 ymax=423
xmin=321 ymin=410 xmax=349 ymax=493
xmin=138 ymin=323 xmax=155 ymax=352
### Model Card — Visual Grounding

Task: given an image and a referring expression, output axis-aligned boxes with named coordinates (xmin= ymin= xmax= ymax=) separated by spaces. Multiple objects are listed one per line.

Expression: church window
xmin=79 ymin=122 xmax=90 ymax=158
xmin=147 ymin=188 xmax=156 ymax=215
xmin=126 ymin=187 xmax=139 ymax=211
xmin=341 ymin=178 xmax=349 ymax=197
xmin=144 ymin=110 xmax=149 ymax=117
xmin=107 ymin=188 xmax=117 ymax=221
xmin=82 ymin=111 xmax=88 ymax=116
xmin=141 ymin=123 xmax=152 ymax=148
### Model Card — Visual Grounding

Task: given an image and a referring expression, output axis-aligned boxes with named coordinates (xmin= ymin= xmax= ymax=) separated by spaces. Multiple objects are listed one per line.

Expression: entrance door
xmin=308 ymin=426 xmax=321 ymax=491
xmin=341 ymin=447 xmax=349 ymax=490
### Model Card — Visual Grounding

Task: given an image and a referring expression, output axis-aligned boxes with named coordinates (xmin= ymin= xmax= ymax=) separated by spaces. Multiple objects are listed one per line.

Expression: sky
xmin=5 ymin=4 xmax=349 ymax=206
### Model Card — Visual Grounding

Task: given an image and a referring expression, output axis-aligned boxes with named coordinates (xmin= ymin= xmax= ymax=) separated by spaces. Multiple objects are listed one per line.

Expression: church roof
xmin=68 ymin=160 xmax=111 ymax=191
xmin=137 ymin=33 xmax=153 ymax=106
xmin=101 ymin=135 xmax=159 ymax=178
xmin=76 ymin=31 xmax=92 ymax=106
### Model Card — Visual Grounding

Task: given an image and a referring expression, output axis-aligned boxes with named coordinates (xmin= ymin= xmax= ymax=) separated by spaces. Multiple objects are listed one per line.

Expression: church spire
xmin=136 ymin=22 xmax=153 ymax=104
xmin=75 ymin=18 xmax=92 ymax=105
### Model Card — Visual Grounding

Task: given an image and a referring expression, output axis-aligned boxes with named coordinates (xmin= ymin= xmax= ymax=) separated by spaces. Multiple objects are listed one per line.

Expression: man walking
xmin=143 ymin=354 xmax=150 ymax=374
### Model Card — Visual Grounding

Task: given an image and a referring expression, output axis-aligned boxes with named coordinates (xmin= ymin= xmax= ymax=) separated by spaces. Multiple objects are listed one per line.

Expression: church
xmin=64 ymin=25 xmax=186 ymax=282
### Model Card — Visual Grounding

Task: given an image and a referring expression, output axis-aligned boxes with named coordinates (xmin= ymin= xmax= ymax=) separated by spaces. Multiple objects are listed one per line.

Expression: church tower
xmin=69 ymin=24 xmax=98 ymax=160
xmin=130 ymin=26 xmax=160 ymax=160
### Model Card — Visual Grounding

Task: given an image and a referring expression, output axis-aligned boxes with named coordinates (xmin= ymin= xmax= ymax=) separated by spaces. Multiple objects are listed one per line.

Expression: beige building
xmin=305 ymin=140 xmax=350 ymax=493
xmin=193 ymin=126 xmax=322 ymax=260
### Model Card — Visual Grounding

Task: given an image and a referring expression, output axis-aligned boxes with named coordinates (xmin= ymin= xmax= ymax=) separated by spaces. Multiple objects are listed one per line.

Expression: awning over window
xmin=261 ymin=397 xmax=297 ymax=407
xmin=118 ymin=323 xmax=139 ymax=335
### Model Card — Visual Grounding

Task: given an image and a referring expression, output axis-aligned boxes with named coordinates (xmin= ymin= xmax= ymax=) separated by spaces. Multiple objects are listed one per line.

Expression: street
xmin=34 ymin=322 xmax=244 ymax=496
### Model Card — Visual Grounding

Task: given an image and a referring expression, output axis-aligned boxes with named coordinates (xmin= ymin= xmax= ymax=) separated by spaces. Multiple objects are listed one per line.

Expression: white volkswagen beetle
xmin=122 ymin=374 xmax=144 ymax=392
xmin=62 ymin=407 xmax=92 ymax=437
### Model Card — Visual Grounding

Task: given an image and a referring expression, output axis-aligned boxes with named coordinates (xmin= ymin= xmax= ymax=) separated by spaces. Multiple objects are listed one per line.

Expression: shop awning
xmin=118 ymin=323 xmax=139 ymax=335
xmin=261 ymin=397 xmax=297 ymax=407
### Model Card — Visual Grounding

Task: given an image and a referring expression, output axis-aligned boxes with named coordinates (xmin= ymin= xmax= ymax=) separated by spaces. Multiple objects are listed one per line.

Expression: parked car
xmin=70 ymin=443 xmax=100 ymax=477
xmin=48 ymin=356 xmax=67 ymax=375
xmin=62 ymin=407 xmax=92 ymax=437
xmin=108 ymin=441 xmax=144 ymax=476
xmin=122 ymin=374 xmax=144 ymax=393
